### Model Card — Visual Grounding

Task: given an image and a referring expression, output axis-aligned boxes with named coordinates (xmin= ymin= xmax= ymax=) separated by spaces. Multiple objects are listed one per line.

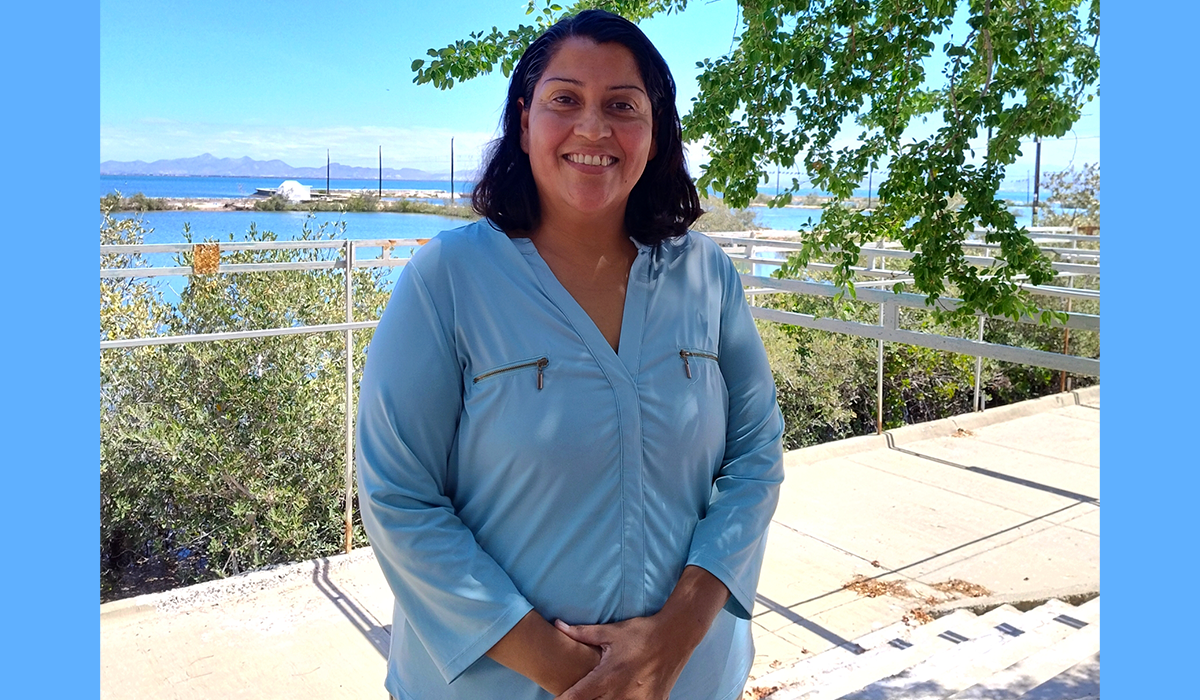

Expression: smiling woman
xmin=472 ymin=10 xmax=700 ymax=247
xmin=519 ymin=39 xmax=657 ymax=228
xmin=355 ymin=10 xmax=784 ymax=700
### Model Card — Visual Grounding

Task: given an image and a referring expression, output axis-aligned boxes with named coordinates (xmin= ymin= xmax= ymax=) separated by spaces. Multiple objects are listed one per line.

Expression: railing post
xmin=877 ymin=302 xmax=897 ymax=434
xmin=1060 ymin=237 xmax=1076 ymax=393
xmin=343 ymin=239 xmax=356 ymax=554
xmin=876 ymin=313 xmax=884 ymax=434
xmin=973 ymin=316 xmax=986 ymax=411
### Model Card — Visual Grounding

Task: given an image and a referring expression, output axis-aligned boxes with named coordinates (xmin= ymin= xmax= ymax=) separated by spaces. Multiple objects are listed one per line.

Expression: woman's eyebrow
xmin=542 ymin=77 xmax=646 ymax=94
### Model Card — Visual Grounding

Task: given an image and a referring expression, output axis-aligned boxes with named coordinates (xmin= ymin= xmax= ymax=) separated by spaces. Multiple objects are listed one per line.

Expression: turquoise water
xmin=104 ymin=210 xmax=470 ymax=304
xmin=100 ymin=178 xmax=1040 ymax=305
xmin=110 ymin=209 xmax=470 ymax=245
xmin=100 ymin=175 xmax=472 ymax=199
xmin=101 ymin=176 xmax=1033 ymax=215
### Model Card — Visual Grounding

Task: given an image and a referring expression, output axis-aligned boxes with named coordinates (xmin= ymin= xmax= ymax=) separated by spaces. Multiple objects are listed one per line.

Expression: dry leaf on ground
xmin=843 ymin=574 xmax=914 ymax=599
xmin=742 ymin=685 xmax=782 ymax=700
xmin=931 ymin=579 xmax=992 ymax=598
xmin=902 ymin=607 xmax=934 ymax=626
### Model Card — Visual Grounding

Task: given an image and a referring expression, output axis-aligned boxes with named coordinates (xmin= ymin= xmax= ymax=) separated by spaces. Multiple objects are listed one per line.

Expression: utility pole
xmin=867 ymin=168 xmax=873 ymax=210
xmin=326 ymin=149 xmax=331 ymax=196
xmin=1032 ymin=138 xmax=1042 ymax=225
xmin=450 ymin=138 xmax=455 ymax=205
xmin=379 ymin=146 xmax=382 ymax=198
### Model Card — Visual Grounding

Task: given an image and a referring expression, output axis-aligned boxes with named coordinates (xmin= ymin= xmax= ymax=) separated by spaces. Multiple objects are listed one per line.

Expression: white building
xmin=276 ymin=180 xmax=312 ymax=202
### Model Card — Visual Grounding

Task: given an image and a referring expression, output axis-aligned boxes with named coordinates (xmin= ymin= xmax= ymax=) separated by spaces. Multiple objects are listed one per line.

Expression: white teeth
xmin=567 ymin=153 xmax=615 ymax=166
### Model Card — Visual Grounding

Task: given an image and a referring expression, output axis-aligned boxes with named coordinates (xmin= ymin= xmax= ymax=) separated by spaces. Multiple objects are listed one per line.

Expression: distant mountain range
xmin=99 ymin=153 xmax=473 ymax=181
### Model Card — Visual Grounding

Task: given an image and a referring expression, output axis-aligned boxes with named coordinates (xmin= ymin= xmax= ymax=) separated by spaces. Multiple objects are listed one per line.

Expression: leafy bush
xmin=100 ymin=215 xmax=393 ymax=601
xmin=756 ymin=282 xmax=1094 ymax=452
xmin=252 ymin=194 xmax=292 ymax=211
xmin=1035 ymin=163 xmax=1100 ymax=229
xmin=692 ymin=196 xmax=760 ymax=232
xmin=249 ymin=192 xmax=478 ymax=219
xmin=340 ymin=193 xmax=381 ymax=212
xmin=100 ymin=191 xmax=169 ymax=212
xmin=382 ymin=198 xmax=477 ymax=219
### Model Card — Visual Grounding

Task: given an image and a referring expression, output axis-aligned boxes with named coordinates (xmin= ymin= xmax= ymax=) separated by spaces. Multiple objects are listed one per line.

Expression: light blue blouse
xmin=356 ymin=220 xmax=784 ymax=700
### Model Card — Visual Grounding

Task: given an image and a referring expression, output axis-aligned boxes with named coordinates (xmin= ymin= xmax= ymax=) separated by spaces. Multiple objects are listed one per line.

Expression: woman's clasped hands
xmin=552 ymin=615 xmax=694 ymax=700
xmin=552 ymin=566 xmax=730 ymax=700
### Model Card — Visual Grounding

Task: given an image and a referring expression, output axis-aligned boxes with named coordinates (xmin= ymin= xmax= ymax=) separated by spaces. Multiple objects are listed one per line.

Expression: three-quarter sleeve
xmin=355 ymin=251 xmax=534 ymax=683
xmin=685 ymin=247 xmax=785 ymax=619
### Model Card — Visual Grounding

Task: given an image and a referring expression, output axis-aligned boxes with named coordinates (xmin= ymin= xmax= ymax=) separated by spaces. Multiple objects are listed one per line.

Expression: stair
xmin=748 ymin=596 xmax=1100 ymax=700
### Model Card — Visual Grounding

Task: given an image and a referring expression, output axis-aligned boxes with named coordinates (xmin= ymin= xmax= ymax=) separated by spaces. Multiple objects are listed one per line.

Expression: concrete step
xmin=946 ymin=608 xmax=1100 ymax=700
xmin=949 ymin=599 xmax=1099 ymax=699
xmin=839 ymin=598 xmax=1098 ymax=700
xmin=785 ymin=605 xmax=1031 ymax=700
xmin=1016 ymin=652 xmax=1100 ymax=700
xmin=751 ymin=610 xmax=980 ymax=697
xmin=757 ymin=609 xmax=998 ymax=700
xmin=749 ymin=617 xmax=929 ymax=694
xmin=936 ymin=599 xmax=1100 ymax=700
xmin=828 ymin=600 xmax=1073 ymax=700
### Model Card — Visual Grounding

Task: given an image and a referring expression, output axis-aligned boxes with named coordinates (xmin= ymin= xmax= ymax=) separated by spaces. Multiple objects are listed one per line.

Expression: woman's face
xmin=520 ymin=37 xmax=656 ymax=225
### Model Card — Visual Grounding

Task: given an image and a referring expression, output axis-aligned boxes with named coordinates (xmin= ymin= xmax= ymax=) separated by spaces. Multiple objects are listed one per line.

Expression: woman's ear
xmin=518 ymin=98 xmax=530 ymax=154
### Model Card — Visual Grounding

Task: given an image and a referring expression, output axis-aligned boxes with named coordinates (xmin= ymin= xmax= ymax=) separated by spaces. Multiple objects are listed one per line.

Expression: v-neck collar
xmin=509 ymin=235 xmax=649 ymax=381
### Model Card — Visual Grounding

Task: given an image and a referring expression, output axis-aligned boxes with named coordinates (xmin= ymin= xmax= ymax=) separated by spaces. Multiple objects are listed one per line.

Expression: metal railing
xmin=100 ymin=228 xmax=1099 ymax=552
xmin=102 ymin=238 xmax=418 ymax=553
xmin=708 ymin=227 xmax=1099 ymax=430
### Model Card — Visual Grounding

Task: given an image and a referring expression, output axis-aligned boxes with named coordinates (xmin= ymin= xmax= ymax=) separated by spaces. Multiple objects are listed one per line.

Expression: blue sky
xmin=101 ymin=0 xmax=1099 ymax=184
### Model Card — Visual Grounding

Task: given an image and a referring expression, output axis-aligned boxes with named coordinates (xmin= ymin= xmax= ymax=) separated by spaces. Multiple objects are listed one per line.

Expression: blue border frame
xmin=1105 ymin=1 xmax=1197 ymax=695
xmin=7 ymin=2 xmax=97 ymax=695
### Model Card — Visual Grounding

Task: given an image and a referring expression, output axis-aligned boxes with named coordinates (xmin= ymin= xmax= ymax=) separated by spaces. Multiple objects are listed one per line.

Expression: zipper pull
xmin=536 ymin=357 xmax=548 ymax=390
xmin=680 ymin=350 xmax=692 ymax=379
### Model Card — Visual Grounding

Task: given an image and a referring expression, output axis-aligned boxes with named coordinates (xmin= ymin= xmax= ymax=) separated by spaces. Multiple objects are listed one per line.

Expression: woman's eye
xmin=611 ymin=102 xmax=635 ymax=111
xmin=552 ymin=95 xmax=576 ymax=105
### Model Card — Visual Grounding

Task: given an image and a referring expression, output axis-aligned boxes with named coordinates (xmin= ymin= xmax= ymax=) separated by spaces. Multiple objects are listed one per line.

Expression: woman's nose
xmin=573 ymin=105 xmax=611 ymax=140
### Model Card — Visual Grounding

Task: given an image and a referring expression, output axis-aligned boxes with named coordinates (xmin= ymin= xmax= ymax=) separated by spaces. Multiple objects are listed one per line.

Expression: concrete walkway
xmin=100 ymin=387 xmax=1099 ymax=699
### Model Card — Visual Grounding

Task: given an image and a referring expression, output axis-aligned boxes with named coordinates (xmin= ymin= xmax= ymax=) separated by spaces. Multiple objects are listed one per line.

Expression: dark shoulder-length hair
xmin=472 ymin=9 xmax=702 ymax=246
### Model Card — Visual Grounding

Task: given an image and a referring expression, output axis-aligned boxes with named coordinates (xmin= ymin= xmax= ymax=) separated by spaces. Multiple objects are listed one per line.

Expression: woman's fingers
xmin=554 ymin=619 xmax=609 ymax=647
xmin=554 ymin=666 xmax=609 ymax=700
xmin=553 ymin=616 xmax=681 ymax=700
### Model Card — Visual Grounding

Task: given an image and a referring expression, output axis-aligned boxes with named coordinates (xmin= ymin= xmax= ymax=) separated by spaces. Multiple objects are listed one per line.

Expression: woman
xmin=356 ymin=10 xmax=784 ymax=700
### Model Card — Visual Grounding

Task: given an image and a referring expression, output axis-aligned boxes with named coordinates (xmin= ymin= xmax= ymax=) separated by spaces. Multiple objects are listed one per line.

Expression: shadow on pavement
xmin=312 ymin=557 xmax=390 ymax=658
xmin=755 ymin=592 xmax=866 ymax=653
xmin=884 ymin=434 xmax=1099 ymax=505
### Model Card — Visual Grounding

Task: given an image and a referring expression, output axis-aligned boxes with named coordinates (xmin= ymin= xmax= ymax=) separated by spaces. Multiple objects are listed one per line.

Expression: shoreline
xmin=102 ymin=189 xmax=472 ymax=213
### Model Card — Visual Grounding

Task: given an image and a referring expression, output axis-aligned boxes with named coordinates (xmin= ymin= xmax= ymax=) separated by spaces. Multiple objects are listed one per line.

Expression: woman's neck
xmin=528 ymin=205 xmax=638 ymax=354
xmin=529 ymin=205 xmax=635 ymax=269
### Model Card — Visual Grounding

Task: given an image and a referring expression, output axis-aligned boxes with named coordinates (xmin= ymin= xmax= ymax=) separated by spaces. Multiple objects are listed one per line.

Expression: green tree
xmin=751 ymin=160 xmax=1098 ymax=448
xmin=1036 ymin=162 xmax=1099 ymax=228
xmin=413 ymin=0 xmax=1099 ymax=322
xmin=690 ymin=196 xmax=762 ymax=232
xmin=100 ymin=215 xmax=393 ymax=600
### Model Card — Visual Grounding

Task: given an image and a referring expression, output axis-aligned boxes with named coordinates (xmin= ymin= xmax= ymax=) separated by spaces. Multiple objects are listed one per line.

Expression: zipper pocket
xmin=679 ymin=349 xmax=718 ymax=378
xmin=473 ymin=356 xmax=549 ymax=390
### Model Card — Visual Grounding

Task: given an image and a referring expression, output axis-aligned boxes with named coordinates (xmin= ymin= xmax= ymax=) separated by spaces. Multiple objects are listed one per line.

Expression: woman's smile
xmin=520 ymin=37 xmax=655 ymax=222
xmin=563 ymin=153 xmax=618 ymax=168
